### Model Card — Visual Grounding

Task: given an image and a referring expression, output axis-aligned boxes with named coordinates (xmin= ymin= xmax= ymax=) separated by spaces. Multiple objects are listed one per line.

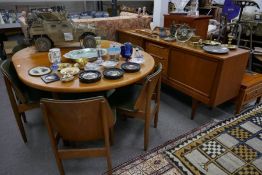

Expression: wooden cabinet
xmin=118 ymin=32 xmax=143 ymax=47
xmin=117 ymin=29 xmax=249 ymax=118
xmin=164 ymin=15 xmax=211 ymax=39
xmin=236 ymin=73 xmax=262 ymax=114
xmin=145 ymin=41 xmax=169 ymax=78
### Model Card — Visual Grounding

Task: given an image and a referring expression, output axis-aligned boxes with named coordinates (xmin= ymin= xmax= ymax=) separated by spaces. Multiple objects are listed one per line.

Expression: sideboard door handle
xmin=150 ymin=53 xmax=165 ymax=60
xmin=149 ymin=43 xmax=165 ymax=49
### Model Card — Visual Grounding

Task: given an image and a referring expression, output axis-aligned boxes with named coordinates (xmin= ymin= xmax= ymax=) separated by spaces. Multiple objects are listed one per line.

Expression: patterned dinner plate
xmin=78 ymin=70 xmax=101 ymax=83
xmin=121 ymin=62 xmax=140 ymax=73
xmin=103 ymin=68 xmax=124 ymax=80
xmin=28 ymin=66 xmax=51 ymax=76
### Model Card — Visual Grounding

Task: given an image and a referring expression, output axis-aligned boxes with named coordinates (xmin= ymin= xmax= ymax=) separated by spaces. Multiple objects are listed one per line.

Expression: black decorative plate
xmin=78 ymin=70 xmax=101 ymax=83
xmin=121 ymin=62 xmax=140 ymax=73
xmin=28 ymin=66 xmax=51 ymax=76
xmin=103 ymin=68 xmax=124 ymax=80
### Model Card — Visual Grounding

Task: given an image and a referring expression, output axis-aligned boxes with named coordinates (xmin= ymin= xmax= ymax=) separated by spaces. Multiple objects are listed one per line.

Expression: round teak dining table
xmin=12 ymin=41 xmax=155 ymax=93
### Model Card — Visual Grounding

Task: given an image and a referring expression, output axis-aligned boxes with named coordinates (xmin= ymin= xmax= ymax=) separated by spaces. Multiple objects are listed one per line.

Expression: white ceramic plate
xmin=102 ymin=61 xmax=118 ymax=69
xmin=28 ymin=66 xmax=51 ymax=76
xmin=203 ymin=46 xmax=229 ymax=54
xmin=129 ymin=57 xmax=145 ymax=64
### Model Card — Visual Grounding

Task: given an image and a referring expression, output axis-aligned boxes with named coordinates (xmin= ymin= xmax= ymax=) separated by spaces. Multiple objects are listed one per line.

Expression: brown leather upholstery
xmin=40 ymin=96 xmax=114 ymax=175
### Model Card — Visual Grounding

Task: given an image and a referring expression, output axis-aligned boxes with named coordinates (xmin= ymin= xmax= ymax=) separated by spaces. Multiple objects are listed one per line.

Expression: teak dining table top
xmin=12 ymin=41 xmax=155 ymax=93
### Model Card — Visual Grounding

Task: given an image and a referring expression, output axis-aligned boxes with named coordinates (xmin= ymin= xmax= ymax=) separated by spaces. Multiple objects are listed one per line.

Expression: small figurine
xmin=142 ymin=6 xmax=147 ymax=16
xmin=137 ymin=7 xmax=142 ymax=16
xmin=18 ymin=11 xmax=29 ymax=40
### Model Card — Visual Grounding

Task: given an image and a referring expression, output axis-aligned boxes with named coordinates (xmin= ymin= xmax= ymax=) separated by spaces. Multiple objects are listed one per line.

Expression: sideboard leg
xmin=255 ymin=97 xmax=261 ymax=105
xmin=191 ymin=99 xmax=199 ymax=120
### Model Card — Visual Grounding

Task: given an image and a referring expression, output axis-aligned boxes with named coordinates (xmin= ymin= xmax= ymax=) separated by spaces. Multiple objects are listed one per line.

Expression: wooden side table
xmin=236 ymin=73 xmax=262 ymax=114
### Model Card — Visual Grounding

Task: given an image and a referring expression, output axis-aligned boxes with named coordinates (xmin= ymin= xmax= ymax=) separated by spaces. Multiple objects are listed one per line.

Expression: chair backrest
xmin=40 ymin=97 xmax=114 ymax=142
xmin=134 ymin=63 xmax=162 ymax=111
xmin=0 ymin=59 xmax=27 ymax=103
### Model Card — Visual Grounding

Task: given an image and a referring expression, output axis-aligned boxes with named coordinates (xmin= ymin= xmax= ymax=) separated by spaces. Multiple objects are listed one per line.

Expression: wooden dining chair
xmin=0 ymin=59 xmax=51 ymax=143
xmin=40 ymin=96 xmax=115 ymax=175
xmin=109 ymin=63 xmax=162 ymax=150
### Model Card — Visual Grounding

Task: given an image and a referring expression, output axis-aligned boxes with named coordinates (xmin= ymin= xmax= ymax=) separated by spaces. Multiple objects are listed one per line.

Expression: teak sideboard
xmin=117 ymin=29 xmax=249 ymax=119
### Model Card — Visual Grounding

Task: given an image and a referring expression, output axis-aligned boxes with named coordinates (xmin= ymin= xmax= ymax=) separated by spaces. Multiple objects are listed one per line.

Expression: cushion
xmin=108 ymin=84 xmax=142 ymax=111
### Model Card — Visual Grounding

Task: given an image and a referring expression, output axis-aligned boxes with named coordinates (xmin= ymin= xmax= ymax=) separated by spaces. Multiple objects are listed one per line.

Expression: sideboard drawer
xmin=152 ymin=54 xmax=168 ymax=76
xmin=244 ymin=84 xmax=262 ymax=101
xmin=118 ymin=32 xmax=143 ymax=47
xmin=145 ymin=42 xmax=169 ymax=60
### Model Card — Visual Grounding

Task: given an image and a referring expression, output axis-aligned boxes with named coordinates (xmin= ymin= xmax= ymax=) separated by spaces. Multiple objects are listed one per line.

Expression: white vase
xmin=171 ymin=0 xmax=190 ymax=13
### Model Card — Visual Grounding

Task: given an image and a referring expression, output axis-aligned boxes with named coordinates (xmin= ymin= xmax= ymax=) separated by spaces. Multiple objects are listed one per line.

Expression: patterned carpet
xmin=110 ymin=105 xmax=262 ymax=175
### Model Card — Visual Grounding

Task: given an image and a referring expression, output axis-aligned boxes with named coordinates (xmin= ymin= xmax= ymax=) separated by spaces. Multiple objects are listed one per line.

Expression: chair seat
xmin=24 ymin=87 xmax=52 ymax=103
xmin=109 ymin=84 xmax=143 ymax=111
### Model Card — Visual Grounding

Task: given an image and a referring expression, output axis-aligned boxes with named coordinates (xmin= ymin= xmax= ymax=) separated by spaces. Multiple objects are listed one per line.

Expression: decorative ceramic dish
xmin=203 ymin=46 xmax=229 ymax=54
xmin=121 ymin=62 xmax=141 ymax=73
xmin=102 ymin=61 xmax=118 ymax=69
xmin=84 ymin=63 xmax=100 ymax=71
xmin=60 ymin=67 xmax=80 ymax=75
xmin=60 ymin=74 xmax=74 ymax=82
xmin=163 ymin=36 xmax=176 ymax=42
xmin=57 ymin=63 xmax=72 ymax=71
xmin=202 ymin=40 xmax=221 ymax=46
xmin=41 ymin=73 xmax=60 ymax=83
xmin=103 ymin=68 xmax=124 ymax=80
xmin=79 ymin=70 xmax=101 ymax=83
xmin=221 ymin=44 xmax=237 ymax=50
xmin=175 ymin=25 xmax=194 ymax=42
xmin=129 ymin=57 xmax=145 ymax=64
xmin=28 ymin=66 xmax=51 ymax=76
xmin=63 ymin=48 xmax=107 ymax=60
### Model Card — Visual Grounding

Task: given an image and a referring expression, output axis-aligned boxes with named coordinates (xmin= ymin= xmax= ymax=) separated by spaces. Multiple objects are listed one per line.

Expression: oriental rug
xmin=109 ymin=105 xmax=262 ymax=175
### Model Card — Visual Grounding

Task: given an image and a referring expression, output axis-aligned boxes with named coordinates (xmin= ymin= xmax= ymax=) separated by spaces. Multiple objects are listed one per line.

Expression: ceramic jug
xmin=121 ymin=42 xmax=133 ymax=61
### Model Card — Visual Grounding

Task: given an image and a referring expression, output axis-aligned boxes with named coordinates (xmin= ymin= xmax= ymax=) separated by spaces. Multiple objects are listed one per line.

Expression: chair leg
xmin=109 ymin=127 xmax=114 ymax=146
xmin=144 ymin=118 xmax=150 ymax=151
xmin=54 ymin=156 xmax=65 ymax=175
xmin=154 ymin=108 xmax=159 ymax=128
xmin=14 ymin=111 xmax=27 ymax=143
xmin=106 ymin=152 xmax=112 ymax=175
xmin=21 ymin=112 xmax=27 ymax=123
xmin=105 ymin=132 xmax=112 ymax=174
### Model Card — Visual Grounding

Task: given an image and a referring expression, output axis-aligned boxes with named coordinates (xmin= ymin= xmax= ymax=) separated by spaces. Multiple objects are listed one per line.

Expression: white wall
xmin=153 ymin=0 xmax=168 ymax=27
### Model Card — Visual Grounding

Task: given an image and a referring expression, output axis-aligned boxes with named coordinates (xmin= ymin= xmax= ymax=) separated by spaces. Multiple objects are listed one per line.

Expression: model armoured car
xmin=27 ymin=11 xmax=97 ymax=51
